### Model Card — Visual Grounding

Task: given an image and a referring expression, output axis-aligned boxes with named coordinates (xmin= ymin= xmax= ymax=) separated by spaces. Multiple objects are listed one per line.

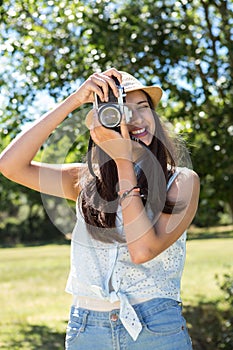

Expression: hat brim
xmin=124 ymin=85 xmax=163 ymax=108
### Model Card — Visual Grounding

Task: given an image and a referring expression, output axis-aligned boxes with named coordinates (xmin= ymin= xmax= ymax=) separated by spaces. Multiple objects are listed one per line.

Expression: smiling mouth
xmin=130 ymin=128 xmax=147 ymax=137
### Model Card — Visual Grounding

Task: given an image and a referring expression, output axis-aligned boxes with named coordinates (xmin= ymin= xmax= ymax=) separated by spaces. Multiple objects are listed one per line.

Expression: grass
xmin=0 ymin=245 xmax=71 ymax=350
xmin=183 ymin=238 xmax=233 ymax=305
xmin=0 ymin=226 xmax=233 ymax=349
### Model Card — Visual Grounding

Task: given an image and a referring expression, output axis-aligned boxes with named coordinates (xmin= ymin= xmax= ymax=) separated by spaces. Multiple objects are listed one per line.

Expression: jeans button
xmin=110 ymin=313 xmax=118 ymax=321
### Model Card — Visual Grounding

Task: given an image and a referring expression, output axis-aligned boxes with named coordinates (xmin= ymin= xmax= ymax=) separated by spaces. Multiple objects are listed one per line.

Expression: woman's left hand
xmin=90 ymin=111 xmax=134 ymax=163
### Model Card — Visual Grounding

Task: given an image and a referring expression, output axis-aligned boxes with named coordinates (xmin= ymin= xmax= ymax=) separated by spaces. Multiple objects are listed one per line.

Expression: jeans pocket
xmin=65 ymin=310 xmax=89 ymax=347
xmin=143 ymin=302 xmax=185 ymax=336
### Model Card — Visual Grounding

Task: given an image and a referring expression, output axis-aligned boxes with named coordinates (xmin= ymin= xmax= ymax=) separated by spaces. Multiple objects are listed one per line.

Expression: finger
xmin=103 ymin=69 xmax=122 ymax=98
xmin=93 ymin=71 xmax=121 ymax=101
xmin=103 ymin=68 xmax=122 ymax=84
xmin=90 ymin=123 xmax=103 ymax=145
xmin=85 ymin=109 xmax=94 ymax=130
xmin=89 ymin=73 xmax=110 ymax=102
xmin=97 ymin=74 xmax=119 ymax=99
xmin=120 ymin=112 xmax=130 ymax=140
xmin=90 ymin=70 xmax=122 ymax=101
xmin=105 ymin=76 xmax=120 ymax=98
xmin=85 ymin=109 xmax=101 ymax=130
xmin=92 ymin=107 xmax=102 ymax=129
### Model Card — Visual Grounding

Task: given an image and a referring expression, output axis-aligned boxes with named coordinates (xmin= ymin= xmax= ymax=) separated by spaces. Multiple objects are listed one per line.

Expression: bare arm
xmin=0 ymin=94 xmax=83 ymax=200
xmin=0 ymin=68 xmax=122 ymax=201
xmin=116 ymin=161 xmax=200 ymax=264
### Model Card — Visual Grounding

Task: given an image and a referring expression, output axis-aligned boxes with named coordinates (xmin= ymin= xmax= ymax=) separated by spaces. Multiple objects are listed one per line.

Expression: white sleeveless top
xmin=66 ymin=168 xmax=187 ymax=340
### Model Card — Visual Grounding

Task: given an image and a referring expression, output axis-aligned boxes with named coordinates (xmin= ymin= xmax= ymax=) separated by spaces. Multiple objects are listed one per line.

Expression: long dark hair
xmin=79 ymin=92 xmax=180 ymax=243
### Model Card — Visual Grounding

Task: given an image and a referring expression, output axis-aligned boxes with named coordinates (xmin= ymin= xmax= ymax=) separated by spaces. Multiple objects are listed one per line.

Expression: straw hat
xmin=120 ymin=71 xmax=163 ymax=107
xmin=85 ymin=71 xmax=163 ymax=128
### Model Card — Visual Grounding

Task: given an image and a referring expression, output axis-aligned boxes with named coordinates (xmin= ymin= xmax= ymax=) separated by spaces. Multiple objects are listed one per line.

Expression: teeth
xmin=131 ymin=128 xmax=146 ymax=135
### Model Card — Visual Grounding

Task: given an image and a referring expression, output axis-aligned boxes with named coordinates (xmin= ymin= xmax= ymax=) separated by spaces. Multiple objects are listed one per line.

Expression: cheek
xmin=146 ymin=114 xmax=155 ymax=135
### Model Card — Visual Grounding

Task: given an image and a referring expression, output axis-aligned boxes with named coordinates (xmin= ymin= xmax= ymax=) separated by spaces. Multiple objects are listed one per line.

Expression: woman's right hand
xmin=72 ymin=68 xmax=122 ymax=105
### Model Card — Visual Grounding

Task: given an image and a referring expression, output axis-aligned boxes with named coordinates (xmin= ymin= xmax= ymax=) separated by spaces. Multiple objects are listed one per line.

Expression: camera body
xmin=94 ymin=76 xmax=132 ymax=129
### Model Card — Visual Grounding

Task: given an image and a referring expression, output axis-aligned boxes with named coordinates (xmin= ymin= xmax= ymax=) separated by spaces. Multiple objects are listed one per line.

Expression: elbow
xmin=0 ymin=157 xmax=7 ymax=176
xmin=0 ymin=156 xmax=14 ymax=179
xmin=129 ymin=247 xmax=159 ymax=265
xmin=130 ymin=256 xmax=149 ymax=265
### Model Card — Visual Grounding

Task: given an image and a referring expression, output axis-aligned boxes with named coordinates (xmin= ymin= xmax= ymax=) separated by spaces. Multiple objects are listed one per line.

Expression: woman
xmin=0 ymin=68 xmax=199 ymax=349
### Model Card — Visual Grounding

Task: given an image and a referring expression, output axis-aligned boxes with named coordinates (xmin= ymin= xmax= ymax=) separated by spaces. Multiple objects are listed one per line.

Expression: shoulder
xmin=168 ymin=167 xmax=200 ymax=202
xmin=177 ymin=167 xmax=199 ymax=186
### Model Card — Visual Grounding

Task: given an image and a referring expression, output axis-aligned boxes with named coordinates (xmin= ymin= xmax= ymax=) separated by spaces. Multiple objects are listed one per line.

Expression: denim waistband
xmin=70 ymin=297 xmax=180 ymax=326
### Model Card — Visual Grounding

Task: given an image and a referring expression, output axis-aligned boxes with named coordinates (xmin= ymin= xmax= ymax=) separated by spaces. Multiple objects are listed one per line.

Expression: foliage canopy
xmin=0 ymin=0 xmax=232 ymax=241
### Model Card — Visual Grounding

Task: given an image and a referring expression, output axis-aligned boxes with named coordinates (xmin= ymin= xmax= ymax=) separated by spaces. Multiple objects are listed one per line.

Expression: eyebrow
xmin=137 ymin=100 xmax=149 ymax=105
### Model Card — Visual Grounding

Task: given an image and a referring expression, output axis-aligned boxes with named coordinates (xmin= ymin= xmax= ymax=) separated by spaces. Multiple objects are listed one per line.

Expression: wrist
xmin=116 ymin=159 xmax=137 ymax=191
xmin=66 ymin=92 xmax=83 ymax=111
xmin=115 ymin=158 xmax=133 ymax=169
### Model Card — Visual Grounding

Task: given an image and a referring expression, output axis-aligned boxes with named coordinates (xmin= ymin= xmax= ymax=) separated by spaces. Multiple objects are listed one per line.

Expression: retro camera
xmin=94 ymin=76 xmax=132 ymax=129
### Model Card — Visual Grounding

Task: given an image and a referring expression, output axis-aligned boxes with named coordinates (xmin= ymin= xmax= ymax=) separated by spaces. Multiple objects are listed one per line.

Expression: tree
xmin=0 ymin=0 xmax=232 ymax=235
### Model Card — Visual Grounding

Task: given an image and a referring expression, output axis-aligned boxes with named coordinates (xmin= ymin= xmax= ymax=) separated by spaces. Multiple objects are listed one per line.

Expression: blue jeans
xmin=65 ymin=298 xmax=193 ymax=350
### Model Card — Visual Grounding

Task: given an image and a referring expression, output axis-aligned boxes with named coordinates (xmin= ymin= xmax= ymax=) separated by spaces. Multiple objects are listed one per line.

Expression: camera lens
xmin=98 ymin=104 xmax=122 ymax=128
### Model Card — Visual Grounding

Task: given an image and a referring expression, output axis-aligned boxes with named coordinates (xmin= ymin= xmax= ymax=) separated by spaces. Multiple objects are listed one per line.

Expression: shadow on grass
xmin=1 ymin=322 xmax=66 ymax=350
xmin=0 ymin=237 xmax=70 ymax=249
xmin=184 ymin=302 xmax=233 ymax=350
xmin=188 ymin=225 xmax=233 ymax=241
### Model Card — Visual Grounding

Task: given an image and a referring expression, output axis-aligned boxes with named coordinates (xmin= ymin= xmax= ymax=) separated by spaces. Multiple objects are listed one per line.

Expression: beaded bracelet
xmin=118 ymin=186 xmax=141 ymax=205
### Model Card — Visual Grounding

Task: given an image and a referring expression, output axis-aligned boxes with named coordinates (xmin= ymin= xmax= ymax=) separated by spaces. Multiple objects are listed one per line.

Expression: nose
xmin=130 ymin=108 xmax=144 ymax=124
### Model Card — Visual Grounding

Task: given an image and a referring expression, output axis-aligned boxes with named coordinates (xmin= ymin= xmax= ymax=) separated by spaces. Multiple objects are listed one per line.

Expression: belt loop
xmin=80 ymin=310 xmax=89 ymax=332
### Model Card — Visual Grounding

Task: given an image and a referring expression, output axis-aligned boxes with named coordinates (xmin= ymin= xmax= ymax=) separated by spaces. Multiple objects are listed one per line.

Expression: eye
xmin=138 ymin=104 xmax=150 ymax=111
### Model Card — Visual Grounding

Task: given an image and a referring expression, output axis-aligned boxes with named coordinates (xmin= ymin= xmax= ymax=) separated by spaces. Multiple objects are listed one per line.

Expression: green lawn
xmin=0 ymin=245 xmax=71 ymax=350
xmin=0 ymin=231 xmax=233 ymax=349
xmin=182 ymin=237 xmax=233 ymax=305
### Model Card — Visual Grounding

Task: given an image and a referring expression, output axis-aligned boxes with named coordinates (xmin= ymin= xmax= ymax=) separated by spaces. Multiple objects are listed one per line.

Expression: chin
xmin=141 ymin=135 xmax=153 ymax=146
